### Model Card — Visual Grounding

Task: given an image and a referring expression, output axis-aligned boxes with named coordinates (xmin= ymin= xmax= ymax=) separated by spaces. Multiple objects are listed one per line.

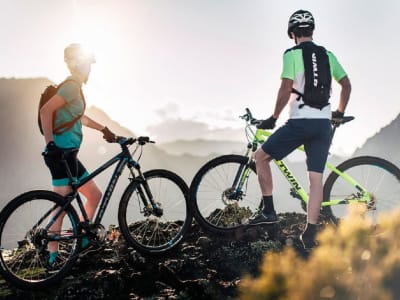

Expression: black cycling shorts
xmin=261 ymin=118 xmax=332 ymax=173
xmin=43 ymin=150 xmax=89 ymax=186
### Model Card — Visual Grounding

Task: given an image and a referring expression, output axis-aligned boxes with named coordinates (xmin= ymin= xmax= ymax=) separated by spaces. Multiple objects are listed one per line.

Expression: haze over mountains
xmin=0 ymin=78 xmax=398 ymax=225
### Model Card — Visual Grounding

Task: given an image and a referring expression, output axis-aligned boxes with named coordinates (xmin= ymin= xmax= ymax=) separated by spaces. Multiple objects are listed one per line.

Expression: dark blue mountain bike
xmin=0 ymin=136 xmax=192 ymax=289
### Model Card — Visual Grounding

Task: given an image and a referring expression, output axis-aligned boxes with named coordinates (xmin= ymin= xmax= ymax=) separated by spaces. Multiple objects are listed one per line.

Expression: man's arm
xmin=272 ymin=78 xmax=293 ymax=119
xmin=337 ymin=76 xmax=351 ymax=113
xmin=257 ymin=78 xmax=293 ymax=129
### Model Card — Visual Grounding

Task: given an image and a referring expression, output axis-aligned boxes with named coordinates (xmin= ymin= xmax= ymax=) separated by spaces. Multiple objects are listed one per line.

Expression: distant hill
xmin=1 ymin=78 xmax=398 ymax=225
xmin=158 ymin=139 xmax=247 ymax=156
xmin=0 ymin=78 xmax=211 ymax=225
xmin=353 ymin=114 xmax=400 ymax=165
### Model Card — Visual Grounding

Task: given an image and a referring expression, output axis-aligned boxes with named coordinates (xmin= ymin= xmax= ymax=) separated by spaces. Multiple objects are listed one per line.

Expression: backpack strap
xmin=291 ymin=88 xmax=306 ymax=108
xmin=53 ymin=79 xmax=86 ymax=135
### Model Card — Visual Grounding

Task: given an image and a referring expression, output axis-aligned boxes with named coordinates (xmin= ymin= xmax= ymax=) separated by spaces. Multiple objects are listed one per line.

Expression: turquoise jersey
xmin=53 ymin=76 xmax=85 ymax=148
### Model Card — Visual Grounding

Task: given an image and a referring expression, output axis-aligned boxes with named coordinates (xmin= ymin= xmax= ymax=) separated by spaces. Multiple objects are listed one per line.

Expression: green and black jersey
xmin=281 ymin=41 xmax=347 ymax=119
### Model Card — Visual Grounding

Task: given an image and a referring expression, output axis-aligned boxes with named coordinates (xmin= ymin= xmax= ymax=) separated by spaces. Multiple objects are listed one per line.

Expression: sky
xmin=1 ymin=0 xmax=400 ymax=155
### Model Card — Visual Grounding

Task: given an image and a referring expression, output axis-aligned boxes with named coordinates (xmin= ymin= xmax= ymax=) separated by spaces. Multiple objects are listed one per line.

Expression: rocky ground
xmin=0 ymin=213 xmax=330 ymax=300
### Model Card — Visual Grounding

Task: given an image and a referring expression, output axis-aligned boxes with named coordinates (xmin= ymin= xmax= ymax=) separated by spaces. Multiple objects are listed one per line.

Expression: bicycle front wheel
xmin=190 ymin=155 xmax=261 ymax=235
xmin=118 ymin=169 xmax=191 ymax=255
xmin=323 ymin=156 xmax=400 ymax=222
xmin=0 ymin=190 xmax=80 ymax=289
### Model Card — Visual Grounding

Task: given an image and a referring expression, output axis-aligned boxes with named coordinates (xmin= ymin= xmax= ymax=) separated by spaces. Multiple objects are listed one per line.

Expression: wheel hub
xmin=29 ymin=227 xmax=47 ymax=248
xmin=221 ymin=187 xmax=241 ymax=205
xmin=367 ymin=193 xmax=377 ymax=210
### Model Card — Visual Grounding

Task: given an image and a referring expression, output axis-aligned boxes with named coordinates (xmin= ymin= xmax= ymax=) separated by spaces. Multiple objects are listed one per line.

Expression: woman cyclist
xmin=40 ymin=43 xmax=116 ymax=267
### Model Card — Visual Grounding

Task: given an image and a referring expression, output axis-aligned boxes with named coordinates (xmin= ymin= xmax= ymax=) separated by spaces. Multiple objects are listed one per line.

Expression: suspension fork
xmin=130 ymin=165 xmax=162 ymax=216
xmin=231 ymin=146 xmax=255 ymax=199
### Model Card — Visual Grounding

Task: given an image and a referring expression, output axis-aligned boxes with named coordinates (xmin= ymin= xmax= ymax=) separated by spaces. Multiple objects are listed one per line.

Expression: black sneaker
xmin=248 ymin=211 xmax=279 ymax=225
xmin=299 ymin=234 xmax=318 ymax=250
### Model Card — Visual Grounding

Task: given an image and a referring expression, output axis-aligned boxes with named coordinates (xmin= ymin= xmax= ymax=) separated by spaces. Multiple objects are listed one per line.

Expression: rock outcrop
xmin=0 ymin=213 xmax=328 ymax=299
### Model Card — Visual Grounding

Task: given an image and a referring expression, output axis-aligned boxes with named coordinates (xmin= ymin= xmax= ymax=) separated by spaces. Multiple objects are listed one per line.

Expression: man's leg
xmin=255 ymin=148 xmax=273 ymax=196
xmin=300 ymin=171 xmax=323 ymax=249
xmin=249 ymin=148 xmax=278 ymax=224
xmin=307 ymin=171 xmax=324 ymax=224
xmin=301 ymin=119 xmax=332 ymax=249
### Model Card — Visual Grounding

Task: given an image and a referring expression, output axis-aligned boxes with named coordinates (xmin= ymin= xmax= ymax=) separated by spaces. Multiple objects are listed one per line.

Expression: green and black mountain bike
xmin=0 ymin=136 xmax=192 ymax=289
xmin=189 ymin=108 xmax=400 ymax=235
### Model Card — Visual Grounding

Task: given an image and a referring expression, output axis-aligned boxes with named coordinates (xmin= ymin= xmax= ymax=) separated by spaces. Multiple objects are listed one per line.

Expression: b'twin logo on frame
xmin=312 ymin=52 xmax=318 ymax=87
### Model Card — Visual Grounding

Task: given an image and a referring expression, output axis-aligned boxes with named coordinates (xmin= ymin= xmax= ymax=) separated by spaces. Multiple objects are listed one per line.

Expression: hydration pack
xmin=38 ymin=80 xmax=85 ymax=135
xmin=292 ymin=42 xmax=331 ymax=110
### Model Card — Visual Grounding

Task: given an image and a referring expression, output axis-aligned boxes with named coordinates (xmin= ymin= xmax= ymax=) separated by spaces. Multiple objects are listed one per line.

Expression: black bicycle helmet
xmin=287 ymin=10 xmax=315 ymax=39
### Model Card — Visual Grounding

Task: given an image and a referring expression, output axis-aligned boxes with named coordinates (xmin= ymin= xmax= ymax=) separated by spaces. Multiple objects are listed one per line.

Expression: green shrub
xmin=240 ymin=206 xmax=400 ymax=300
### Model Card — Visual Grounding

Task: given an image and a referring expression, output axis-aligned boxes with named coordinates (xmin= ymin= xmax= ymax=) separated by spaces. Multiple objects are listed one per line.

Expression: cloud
xmin=146 ymin=102 xmax=247 ymax=142
xmin=154 ymin=101 xmax=180 ymax=119
xmin=146 ymin=117 xmax=244 ymax=143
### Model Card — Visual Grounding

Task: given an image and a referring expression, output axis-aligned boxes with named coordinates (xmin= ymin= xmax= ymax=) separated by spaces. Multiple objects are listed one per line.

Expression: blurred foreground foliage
xmin=240 ymin=206 xmax=400 ymax=300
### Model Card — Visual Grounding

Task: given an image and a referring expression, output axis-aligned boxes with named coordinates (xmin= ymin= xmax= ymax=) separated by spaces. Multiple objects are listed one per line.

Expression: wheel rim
xmin=123 ymin=175 xmax=188 ymax=251
xmin=0 ymin=196 xmax=78 ymax=285
xmin=326 ymin=162 xmax=400 ymax=223
xmin=194 ymin=159 xmax=261 ymax=230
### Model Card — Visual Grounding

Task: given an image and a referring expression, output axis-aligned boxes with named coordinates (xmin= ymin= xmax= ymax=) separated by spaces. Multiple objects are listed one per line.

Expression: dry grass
xmin=240 ymin=206 xmax=400 ymax=300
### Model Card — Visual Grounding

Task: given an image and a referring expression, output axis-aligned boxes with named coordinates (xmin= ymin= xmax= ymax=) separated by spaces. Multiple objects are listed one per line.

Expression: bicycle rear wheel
xmin=190 ymin=155 xmax=261 ymax=235
xmin=323 ymin=156 xmax=400 ymax=223
xmin=0 ymin=190 xmax=80 ymax=289
xmin=118 ymin=169 xmax=191 ymax=255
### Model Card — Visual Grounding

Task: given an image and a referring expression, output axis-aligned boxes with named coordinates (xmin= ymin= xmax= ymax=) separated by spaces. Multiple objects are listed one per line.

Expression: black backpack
xmin=38 ymin=80 xmax=85 ymax=135
xmin=292 ymin=42 xmax=332 ymax=110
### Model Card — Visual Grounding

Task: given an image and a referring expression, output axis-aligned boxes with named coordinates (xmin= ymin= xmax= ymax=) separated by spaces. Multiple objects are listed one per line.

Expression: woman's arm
xmin=81 ymin=114 xmax=106 ymax=131
xmin=81 ymin=115 xmax=116 ymax=142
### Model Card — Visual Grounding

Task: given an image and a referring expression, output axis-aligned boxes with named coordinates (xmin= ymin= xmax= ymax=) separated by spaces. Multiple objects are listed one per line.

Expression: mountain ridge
xmin=0 ymin=77 xmax=398 ymax=218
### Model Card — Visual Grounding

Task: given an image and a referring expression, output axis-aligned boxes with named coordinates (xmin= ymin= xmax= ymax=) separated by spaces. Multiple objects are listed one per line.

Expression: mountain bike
xmin=0 ymin=136 xmax=192 ymax=289
xmin=189 ymin=108 xmax=400 ymax=235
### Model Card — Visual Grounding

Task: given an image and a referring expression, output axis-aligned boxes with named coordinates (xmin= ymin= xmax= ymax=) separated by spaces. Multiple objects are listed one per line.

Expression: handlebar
xmin=43 ymin=136 xmax=155 ymax=160
xmin=116 ymin=136 xmax=155 ymax=147
xmin=241 ymin=107 xmax=354 ymax=128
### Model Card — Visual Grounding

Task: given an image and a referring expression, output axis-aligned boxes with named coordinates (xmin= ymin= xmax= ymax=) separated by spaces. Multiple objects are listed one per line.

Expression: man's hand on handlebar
xmin=257 ymin=115 xmax=277 ymax=130
xmin=332 ymin=110 xmax=344 ymax=119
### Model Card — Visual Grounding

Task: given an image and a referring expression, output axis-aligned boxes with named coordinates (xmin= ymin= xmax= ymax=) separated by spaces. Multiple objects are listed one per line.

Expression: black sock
xmin=262 ymin=195 xmax=275 ymax=214
xmin=303 ymin=223 xmax=317 ymax=239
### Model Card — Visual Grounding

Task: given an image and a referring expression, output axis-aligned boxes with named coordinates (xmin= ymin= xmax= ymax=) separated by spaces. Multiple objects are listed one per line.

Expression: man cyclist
xmin=40 ymin=44 xmax=117 ymax=266
xmin=250 ymin=10 xmax=351 ymax=249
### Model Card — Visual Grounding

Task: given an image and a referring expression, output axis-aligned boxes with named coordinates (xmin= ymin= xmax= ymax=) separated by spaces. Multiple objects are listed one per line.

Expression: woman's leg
xmin=47 ymin=185 xmax=72 ymax=253
xmin=78 ymin=179 xmax=102 ymax=221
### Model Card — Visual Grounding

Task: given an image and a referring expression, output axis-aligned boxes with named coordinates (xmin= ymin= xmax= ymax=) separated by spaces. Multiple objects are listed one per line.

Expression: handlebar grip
xmin=138 ymin=136 xmax=150 ymax=145
xmin=117 ymin=136 xmax=155 ymax=146
xmin=245 ymin=108 xmax=253 ymax=120
xmin=331 ymin=116 xmax=355 ymax=126
xmin=250 ymin=119 xmax=261 ymax=125
xmin=138 ymin=136 xmax=155 ymax=145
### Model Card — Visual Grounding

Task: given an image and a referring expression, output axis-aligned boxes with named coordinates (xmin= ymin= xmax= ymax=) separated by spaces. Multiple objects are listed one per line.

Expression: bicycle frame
xmin=44 ymin=140 xmax=152 ymax=236
xmin=236 ymin=127 xmax=372 ymax=208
